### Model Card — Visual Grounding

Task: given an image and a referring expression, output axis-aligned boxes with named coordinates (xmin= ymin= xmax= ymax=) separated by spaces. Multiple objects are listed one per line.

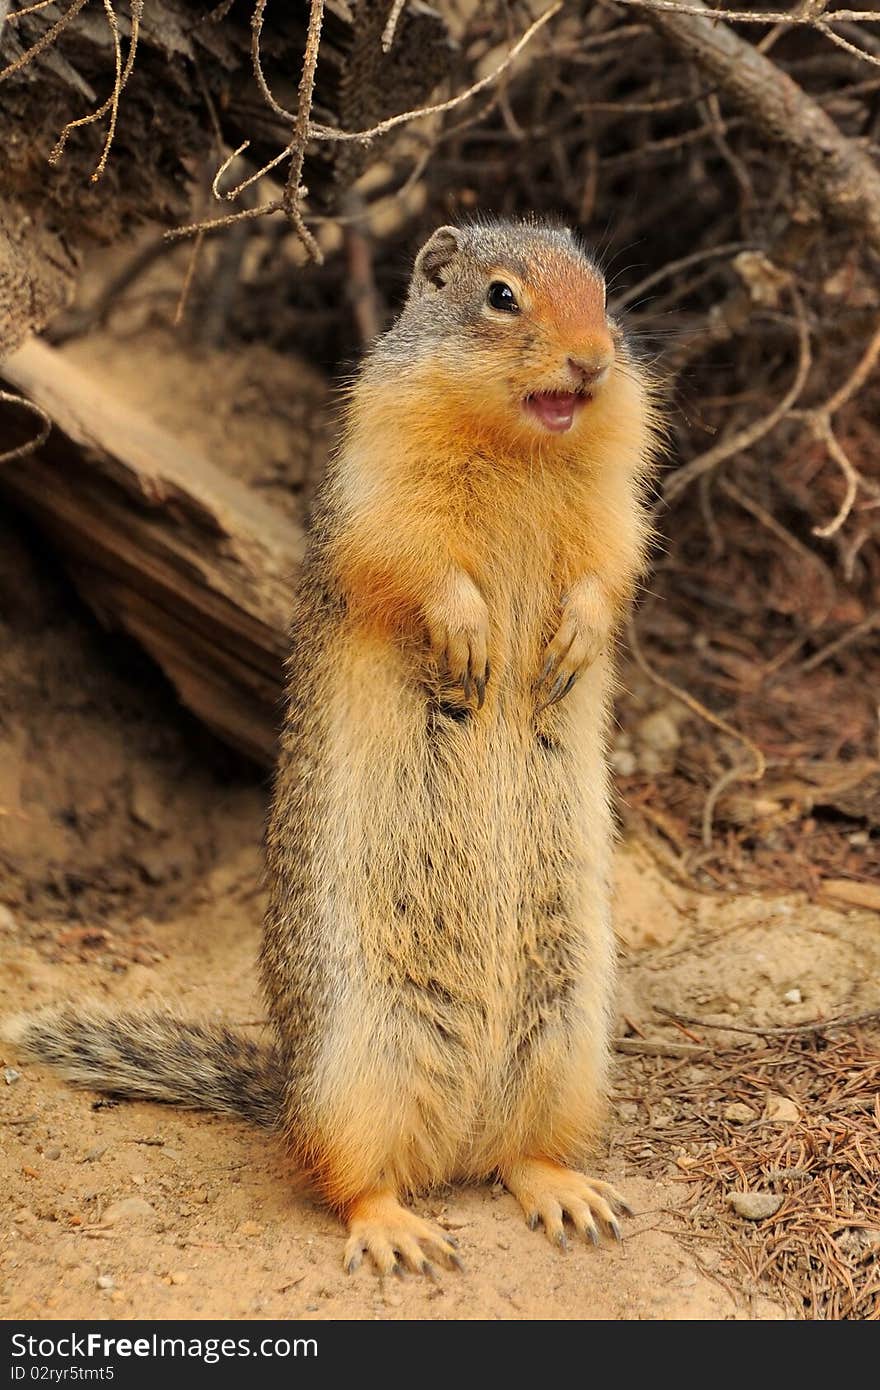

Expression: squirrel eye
xmin=487 ymin=281 xmax=519 ymax=313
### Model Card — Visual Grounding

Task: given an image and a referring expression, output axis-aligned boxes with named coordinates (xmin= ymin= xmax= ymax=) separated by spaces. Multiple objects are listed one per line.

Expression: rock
xmin=765 ymin=1093 xmax=800 ymax=1123
xmin=129 ymin=768 xmax=168 ymax=831
xmin=102 ymin=1197 xmax=156 ymax=1226
xmin=611 ymin=747 xmax=637 ymax=777
xmin=44 ymin=1145 xmax=62 ymax=1161
xmin=168 ymin=1271 xmax=188 ymax=1286
xmin=637 ymin=710 xmax=681 ymax=754
xmin=783 ymin=988 xmax=802 ymax=1004
xmin=727 ymin=1191 xmax=782 ymax=1221
xmin=238 ymin=1220 xmax=264 ymax=1238
xmin=135 ymin=848 xmax=167 ymax=884
xmin=0 ymin=904 xmax=17 ymax=932
xmin=723 ymin=1102 xmax=756 ymax=1125
xmin=4 ymin=1067 xmax=21 ymax=1085
xmin=96 ymin=1275 xmax=116 ymax=1291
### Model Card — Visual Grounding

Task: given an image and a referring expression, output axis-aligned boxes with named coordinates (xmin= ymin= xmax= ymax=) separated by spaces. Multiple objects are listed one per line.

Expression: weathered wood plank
xmin=1 ymin=337 xmax=305 ymax=764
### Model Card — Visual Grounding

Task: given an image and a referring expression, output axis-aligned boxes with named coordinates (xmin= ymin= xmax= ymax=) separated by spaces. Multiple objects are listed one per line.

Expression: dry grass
xmin=616 ymin=1023 xmax=880 ymax=1318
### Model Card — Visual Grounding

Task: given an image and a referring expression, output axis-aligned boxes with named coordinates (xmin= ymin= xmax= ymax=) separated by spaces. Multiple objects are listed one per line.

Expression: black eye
xmin=487 ymin=281 xmax=519 ymax=313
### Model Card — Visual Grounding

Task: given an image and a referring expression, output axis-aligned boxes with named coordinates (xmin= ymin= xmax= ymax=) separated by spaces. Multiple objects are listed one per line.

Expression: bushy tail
xmin=2 ymin=1006 xmax=284 ymax=1129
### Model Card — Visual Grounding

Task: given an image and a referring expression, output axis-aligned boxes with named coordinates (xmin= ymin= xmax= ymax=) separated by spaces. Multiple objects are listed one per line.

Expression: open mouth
xmin=522 ymin=390 xmax=590 ymax=434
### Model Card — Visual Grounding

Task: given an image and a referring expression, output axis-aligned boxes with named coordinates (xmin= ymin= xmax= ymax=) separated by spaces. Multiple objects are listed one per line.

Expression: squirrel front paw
xmin=424 ymin=569 xmax=490 ymax=708
xmin=536 ymin=576 xmax=613 ymax=711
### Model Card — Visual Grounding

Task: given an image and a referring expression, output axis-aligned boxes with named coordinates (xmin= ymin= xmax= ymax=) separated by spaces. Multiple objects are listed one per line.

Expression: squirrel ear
xmin=413 ymin=225 xmax=461 ymax=290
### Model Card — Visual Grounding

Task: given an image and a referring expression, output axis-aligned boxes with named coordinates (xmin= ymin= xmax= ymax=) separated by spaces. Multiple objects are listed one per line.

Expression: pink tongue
xmin=526 ymin=392 xmax=580 ymax=433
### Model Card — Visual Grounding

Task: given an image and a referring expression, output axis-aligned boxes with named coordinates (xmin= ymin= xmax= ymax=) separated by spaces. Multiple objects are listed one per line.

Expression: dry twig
xmin=0 ymin=390 xmax=51 ymax=464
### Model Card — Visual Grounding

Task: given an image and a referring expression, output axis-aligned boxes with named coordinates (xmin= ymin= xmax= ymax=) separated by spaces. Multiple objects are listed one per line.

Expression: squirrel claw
xmin=425 ymin=569 xmax=489 ymax=712
xmin=504 ymin=1159 xmax=631 ymax=1253
xmin=344 ymin=1193 xmax=463 ymax=1278
xmin=537 ymin=578 xmax=612 ymax=712
xmin=536 ymin=671 xmax=578 ymax=714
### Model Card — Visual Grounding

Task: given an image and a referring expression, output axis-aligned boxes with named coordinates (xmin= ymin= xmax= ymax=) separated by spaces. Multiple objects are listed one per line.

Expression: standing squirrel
xmin=5 ymin=218 xmax=660 ymax=1276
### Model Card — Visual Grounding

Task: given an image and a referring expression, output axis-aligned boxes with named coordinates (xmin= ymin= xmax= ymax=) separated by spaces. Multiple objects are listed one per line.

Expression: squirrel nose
xmin=567 ymin=355 xmax=611 ymax=386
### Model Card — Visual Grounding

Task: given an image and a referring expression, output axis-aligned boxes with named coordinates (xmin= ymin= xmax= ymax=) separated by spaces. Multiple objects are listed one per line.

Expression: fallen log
xmin=0 ymin=337 xmax=304 ymax=765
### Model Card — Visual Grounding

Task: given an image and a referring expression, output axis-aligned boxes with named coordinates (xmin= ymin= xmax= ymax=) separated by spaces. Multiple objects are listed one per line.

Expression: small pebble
xmin=4 ymin=1068 xmax=21 ymax=1086
xmin=83 ymin=1145 xmax=107 ymax=1163
xmin=44 ymin=1146 xmax=62 ymax=1161
xmin=239 ymin=1220 xmax=264 ymax=1238
xmin=611 ymin=748 xmax=637 ymax=777
xmin=727 ymin=1191 xmax=782 ymax=1221
xmin=783 ymin=988 xmax=802 ymax=1004
xmin=102 ymin=1197 xmax=156 ymax=1226
xmin=96 ymin=1275 xmax=116 ymax=1291
xmin=168 ymin=1271 xmax=188 ymax=1286
xmin=765 ymin=1093 xmax=800 ymax=1123
xmin=723 ymin=1102 xmax=756 ymax=1125
xmin=637 ymin=710 xmax=680 ymax=754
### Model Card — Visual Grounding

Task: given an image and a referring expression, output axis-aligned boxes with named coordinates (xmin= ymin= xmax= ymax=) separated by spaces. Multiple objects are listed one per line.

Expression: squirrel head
xmin=371 ymin=217 xmax=626 ymax=447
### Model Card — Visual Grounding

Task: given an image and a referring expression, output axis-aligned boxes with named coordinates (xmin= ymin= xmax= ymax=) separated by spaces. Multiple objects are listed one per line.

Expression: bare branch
xmin=663 ymin=289 xmax=811 ymax=504
xmin=0 ymin=0 xmax=90 ymax=83
xmin=0 ymin=390 xmax=51 ymax=464
xmin=48 ymin=0 xmax=142 ymax=181
xmin=627 ymin=0 xmax=880 ymax=255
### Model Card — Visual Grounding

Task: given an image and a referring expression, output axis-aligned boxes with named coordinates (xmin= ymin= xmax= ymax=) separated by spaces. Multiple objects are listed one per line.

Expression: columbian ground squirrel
xmin=6 ymin=217 xmax=662 ymax=1276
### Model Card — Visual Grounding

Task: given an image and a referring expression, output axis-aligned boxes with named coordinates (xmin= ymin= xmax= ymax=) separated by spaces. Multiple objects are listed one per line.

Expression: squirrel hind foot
xmin=342 ymin=1189 xmax=463 ymax=1278
xmin=503 ymin=1158 xmax=631 ymax=1249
